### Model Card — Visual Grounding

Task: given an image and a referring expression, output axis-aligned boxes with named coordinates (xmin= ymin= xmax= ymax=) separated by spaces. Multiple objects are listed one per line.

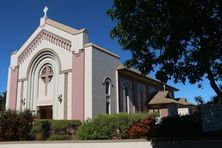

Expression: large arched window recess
xmin=103 ymin=78 xmax=112 ymax=114
xmin=26 ymin=49 xmax=61 ymax=112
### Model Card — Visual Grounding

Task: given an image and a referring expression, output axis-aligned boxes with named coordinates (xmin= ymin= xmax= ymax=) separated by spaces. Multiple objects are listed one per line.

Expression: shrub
xmin=77 ymin=112 xmax=158 ymax=140
xmin=32 ymin=120 xmax=50 ymax=140
xmin=152 ymin=112 xmax=202 ymax=138
xmin=128 ymin=117 xmax=156 ymax=139
xmin=0 ymin=110 xmax=34 ymax=141
xmin=48 ymin=134 xmax=71 ymax=140
xmin=50 ymin=120 xmax=81 ymax=136
xmin=32 ymin=120 xmax=81 ymax=140
xmin=77 ymin=119 xmax=110 ymax=140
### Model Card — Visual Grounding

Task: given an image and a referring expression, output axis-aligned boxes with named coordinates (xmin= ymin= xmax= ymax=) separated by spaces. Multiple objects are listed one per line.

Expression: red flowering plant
xmin=128 ymin=117 xmax=156 ymax=139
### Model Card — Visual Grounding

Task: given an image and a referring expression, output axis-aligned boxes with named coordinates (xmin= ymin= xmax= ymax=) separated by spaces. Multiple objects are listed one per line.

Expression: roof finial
xmin=43 ymin=6 xmax=48 ymax=18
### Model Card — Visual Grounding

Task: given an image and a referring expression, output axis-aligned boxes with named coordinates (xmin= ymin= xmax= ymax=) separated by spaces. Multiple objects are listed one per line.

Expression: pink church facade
xmin=6 ymin=9 xmax=184 ymax=121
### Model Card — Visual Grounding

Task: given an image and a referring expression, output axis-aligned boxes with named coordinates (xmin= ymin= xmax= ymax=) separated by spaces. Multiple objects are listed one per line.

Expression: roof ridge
xmin=45 ymin=18 xmax=86 ymax=35
xmin=117 ymin=65 xmax=178 ymax=91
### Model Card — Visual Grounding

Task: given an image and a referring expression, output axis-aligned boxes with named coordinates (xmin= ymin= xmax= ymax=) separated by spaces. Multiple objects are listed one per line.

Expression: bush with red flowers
xmin=128 ymin=117 xmax=156 ymax=139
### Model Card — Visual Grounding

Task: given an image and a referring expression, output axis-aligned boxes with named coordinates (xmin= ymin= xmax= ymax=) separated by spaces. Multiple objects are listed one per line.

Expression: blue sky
xmin=0 ymin=0 xmax=216 ymax=102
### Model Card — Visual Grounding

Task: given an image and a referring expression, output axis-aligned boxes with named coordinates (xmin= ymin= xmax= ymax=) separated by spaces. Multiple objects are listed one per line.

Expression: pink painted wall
xmin=160 ymin=108 xmax=168 ymax=117
xmin=72 ymin=50 xmax=85 ymax=121
xmin=8 ymin=67 xmax=19 ymax=110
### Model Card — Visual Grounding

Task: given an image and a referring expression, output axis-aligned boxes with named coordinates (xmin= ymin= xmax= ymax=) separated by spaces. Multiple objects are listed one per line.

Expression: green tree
xmin=207 ymin=85 xmax=222 ymax=104
xmin=107 ymin=0 xmax=222 ymax=99
xmin=194 ymin=96 xmax=205 ymax=105
xmin=0 ymin=91 xmax=6 ymax=111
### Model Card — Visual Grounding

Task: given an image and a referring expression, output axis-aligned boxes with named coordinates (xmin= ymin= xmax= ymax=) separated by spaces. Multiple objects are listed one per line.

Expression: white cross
xmin=43 ymin=6 xmax=48 ymax=18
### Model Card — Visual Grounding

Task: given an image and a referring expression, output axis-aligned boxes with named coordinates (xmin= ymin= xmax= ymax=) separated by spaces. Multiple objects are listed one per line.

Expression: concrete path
xmin=0 ymin=140 xmax=152 ymax=148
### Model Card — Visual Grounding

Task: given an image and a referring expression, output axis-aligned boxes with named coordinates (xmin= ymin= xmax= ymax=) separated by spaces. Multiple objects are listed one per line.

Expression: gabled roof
xmin=117 ymin=64 xmax=178 ymax=91
xmin=148 ymin=91 xmax=179 ymax=105
xmin=45 ymin=18 xmax=86 ymax=35
xmin=84 ymin=43 xmax=120 ymax=59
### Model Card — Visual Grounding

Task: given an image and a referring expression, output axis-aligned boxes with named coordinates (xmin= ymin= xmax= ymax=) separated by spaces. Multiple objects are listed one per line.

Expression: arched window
xmin=40 ymin=65 xmax=53 ymax=84
xmin=140 ymin=90 xmax=144 ymax=112
xmin=124 ymin=87 xmax=129 ymax=113
xmin=40 ymin=64 xmax=53 ymax=96
xmin=121 ymin=86 xmax=129 ymax=113
xmin=137 ymin=88 xmax=144 ymax=112
xmin=104 ymin=78 xmax=111 ymax=114
xmin=105 ymin=81 xmax=110 ymax=96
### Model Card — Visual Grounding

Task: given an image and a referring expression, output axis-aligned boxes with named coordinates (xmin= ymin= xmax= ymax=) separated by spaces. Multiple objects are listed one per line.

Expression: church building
xmin=6 ymin=7 xmax=183 ymax=121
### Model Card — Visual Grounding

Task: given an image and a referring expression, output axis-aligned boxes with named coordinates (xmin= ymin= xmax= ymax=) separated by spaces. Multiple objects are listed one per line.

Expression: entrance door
xmin=38 ymin=106 xmax=53 ymax=119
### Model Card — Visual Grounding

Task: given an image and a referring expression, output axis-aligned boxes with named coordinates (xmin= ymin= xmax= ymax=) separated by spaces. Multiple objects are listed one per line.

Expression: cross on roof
xmin=43 ymin=6 xmax=48 ymax=18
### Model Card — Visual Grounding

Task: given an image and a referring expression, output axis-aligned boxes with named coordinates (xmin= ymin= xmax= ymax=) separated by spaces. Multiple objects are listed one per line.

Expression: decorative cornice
xmin=17 ymin=29 xmax=72 ymax=65
xmin=60 ymin=69 xmax=72 ymax=74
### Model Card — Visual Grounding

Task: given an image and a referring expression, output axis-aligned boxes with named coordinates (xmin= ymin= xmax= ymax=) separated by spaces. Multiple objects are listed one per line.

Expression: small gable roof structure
xmin=148 ymin=91 xmax=179 ymax=105
xmin=147 ymin=91 xmax=194 ymax=107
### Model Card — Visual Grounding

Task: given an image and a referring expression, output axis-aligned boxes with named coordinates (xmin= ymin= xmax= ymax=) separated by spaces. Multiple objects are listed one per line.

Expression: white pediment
xmin=13 ymin=17 xmax=87 ymax=66
xmin=17 ymin=29 xmax=72 ymax=65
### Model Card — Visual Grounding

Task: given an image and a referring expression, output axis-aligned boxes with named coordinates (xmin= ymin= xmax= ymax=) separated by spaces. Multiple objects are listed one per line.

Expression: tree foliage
xmin=0 ymin=91 xmax=6 ymax=111
xmin=194 ymin=96 xmax=205 ymax=105
xmin=208 ymin=85 xmax=222 ymax=104
xmin=107 ymin=0 xmax=222 ymax=97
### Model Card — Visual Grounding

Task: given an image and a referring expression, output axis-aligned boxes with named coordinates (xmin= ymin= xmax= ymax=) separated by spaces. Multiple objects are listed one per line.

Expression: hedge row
xmin=76 ymin=112 xmax=208 ymax=140
xmin=0 ymin=110 xmax=208 ymax=141
xmin=32 ymin=119 xmax=82 ymax=140
xmin=77 ymin=112 xmax=158 ymax=140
